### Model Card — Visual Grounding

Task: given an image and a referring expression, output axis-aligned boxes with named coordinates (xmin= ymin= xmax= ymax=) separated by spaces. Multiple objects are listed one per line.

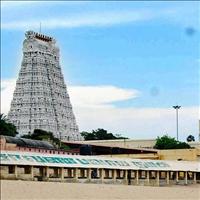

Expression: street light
xmin=173 ymin=105 xmax=181 ymax=141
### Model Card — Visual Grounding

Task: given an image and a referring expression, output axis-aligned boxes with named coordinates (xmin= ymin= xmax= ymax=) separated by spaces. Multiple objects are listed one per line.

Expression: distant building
xmin=7 ymin=31 xmax=83 ymax=141
xmin=64 ymin=139 xmax=200 ymax=161
xmin=62 ymin=140 xmax=159 ymax=159
xmin=0 ymin=135 xmax=79 ymax=155
xmin=66 ymin=139 xmax=157 ymax=149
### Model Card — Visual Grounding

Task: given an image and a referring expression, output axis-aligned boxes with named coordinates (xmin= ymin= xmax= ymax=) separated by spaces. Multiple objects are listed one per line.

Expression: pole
xmin=176 ymin=108 xmax=178 ymax=141
xmin=173 ymin=105 xmax=181 ymax=141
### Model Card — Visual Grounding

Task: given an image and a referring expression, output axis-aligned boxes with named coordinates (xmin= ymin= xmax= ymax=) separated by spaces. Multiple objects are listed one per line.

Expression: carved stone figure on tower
xmin=8 ymin=30 xmax=83 ymax=141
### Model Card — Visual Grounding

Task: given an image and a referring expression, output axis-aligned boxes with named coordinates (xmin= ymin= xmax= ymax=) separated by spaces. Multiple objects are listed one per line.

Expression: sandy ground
xmin=1 ymin=180 xmax=200 ymax=200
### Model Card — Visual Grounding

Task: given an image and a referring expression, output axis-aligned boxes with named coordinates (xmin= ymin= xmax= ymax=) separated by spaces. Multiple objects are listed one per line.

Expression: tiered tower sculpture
xmin=8 ymin=30 xmax=83 ymax=141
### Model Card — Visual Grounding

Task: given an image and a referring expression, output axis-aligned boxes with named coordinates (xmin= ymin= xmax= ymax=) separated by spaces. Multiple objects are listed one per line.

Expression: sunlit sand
xmin=1 ymin=180 xmax=200 ymax=200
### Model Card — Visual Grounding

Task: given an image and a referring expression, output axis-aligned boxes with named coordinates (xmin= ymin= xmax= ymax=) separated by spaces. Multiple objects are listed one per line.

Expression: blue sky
xmin=1 ymin=1 xmax=199 ymax=140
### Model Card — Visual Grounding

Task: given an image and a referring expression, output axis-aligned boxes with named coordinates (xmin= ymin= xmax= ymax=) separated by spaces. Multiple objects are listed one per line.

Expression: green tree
xmin=154 ymin=135 xmax=191 ymax=149
xmin=80 ymin=131 xmax=96 ymax=140
xmin=21 ymin=129 xmax=69 ymax=150
xmin=0 ymin=114 xmax=18 ymax=137
xmin=81 ymin=128 xmax=128 ymax=140
xmin=21 ymin=129 xmax=54 ymax=141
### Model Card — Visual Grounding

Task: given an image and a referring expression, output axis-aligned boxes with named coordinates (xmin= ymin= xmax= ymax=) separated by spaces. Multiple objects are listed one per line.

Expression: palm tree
xmin=0 ymin=113 xmax=7 ymax=121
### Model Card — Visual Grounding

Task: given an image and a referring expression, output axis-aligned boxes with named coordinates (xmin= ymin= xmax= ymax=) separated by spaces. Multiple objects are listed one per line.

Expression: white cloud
xmin=1 ymin=78 xmax=199 ymax=141
xmin=74 ymin=106 xmax=199 ymax=141
xmin=1 ymin=4 xmax=198 ymax=30
xmin=1 ymin=1 xmax=87 ymax=10
xmin=1 ymin=79 xmax=16 ymax=115
xmin=1 ymin=1 xmax=32 ymax=7
xmin=1 ymin=10 xmax=153 ymax=30
xmin=0 ymin=78 xmax=137 ymax=136
xmin=68 ymin=85 xmax=139 ymax=108
xmin=1 ymin=1 xmax=198 ymax=30
xmin=0 ymin=1 xmax=40 ymax=9
xmin=1 ymin=78 xmax=139 ymax=113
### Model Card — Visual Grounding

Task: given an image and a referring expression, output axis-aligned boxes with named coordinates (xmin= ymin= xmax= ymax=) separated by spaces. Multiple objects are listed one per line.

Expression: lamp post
xmin=173 ymin=105 xmax=181 ymax=141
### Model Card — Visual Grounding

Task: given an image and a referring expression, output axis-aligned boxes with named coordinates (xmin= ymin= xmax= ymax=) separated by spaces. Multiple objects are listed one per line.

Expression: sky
xmin=1 ymin=1 xmax=199 ymax=141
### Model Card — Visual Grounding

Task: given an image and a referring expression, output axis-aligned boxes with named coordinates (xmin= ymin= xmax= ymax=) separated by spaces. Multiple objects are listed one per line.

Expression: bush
xmin=154 ymin=135 xmax=191 ymax=149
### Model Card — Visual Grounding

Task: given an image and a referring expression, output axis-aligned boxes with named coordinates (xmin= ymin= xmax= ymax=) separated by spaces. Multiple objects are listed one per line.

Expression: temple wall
xmin=158 ymin=149 xmax=198 ymax=161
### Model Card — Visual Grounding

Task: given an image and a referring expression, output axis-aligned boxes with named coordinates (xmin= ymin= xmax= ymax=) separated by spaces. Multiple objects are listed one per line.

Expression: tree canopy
xmin=154 ymin=135 xmax=191 ymax=149
xmin=0 ymin=114 xmax=18 ymax=137
xmin=21 ymin=129 xmax=55 ymax=140
xmin=81 ymin=128 xmax=128 ymax=140
xmin=21 ymin=129 xmax=70 ymax=150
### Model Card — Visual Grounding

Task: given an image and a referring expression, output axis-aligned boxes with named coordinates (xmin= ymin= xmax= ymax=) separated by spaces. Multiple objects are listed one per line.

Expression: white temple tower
xmin=8 ymin=30 xmax=83 ymax=141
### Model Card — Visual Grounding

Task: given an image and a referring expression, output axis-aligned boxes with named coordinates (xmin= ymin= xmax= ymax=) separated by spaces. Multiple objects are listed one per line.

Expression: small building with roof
xmin=0 ymin=135 xmax=79 ymax=155
xmin=0 ymin=150 xmax=199 ymax=186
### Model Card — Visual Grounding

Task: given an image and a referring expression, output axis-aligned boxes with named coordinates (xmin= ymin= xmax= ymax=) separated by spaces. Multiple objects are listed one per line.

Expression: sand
xmin=1 ymin=180 xmax=200 ymax=200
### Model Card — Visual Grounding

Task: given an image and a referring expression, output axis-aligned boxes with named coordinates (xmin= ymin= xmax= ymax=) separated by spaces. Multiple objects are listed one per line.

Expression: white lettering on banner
xmin=0 ymin=151 xmax=199 ymax=172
